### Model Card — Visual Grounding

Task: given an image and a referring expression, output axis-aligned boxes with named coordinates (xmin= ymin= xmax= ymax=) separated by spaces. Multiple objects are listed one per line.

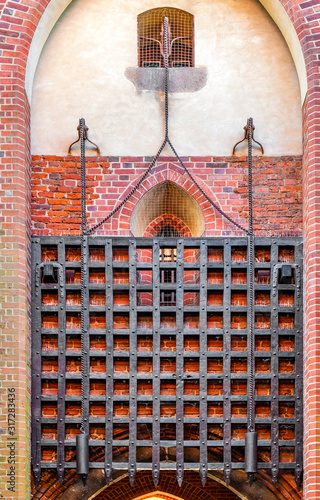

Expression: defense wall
xmin=1 ymin=1 xmax=320 ymax=499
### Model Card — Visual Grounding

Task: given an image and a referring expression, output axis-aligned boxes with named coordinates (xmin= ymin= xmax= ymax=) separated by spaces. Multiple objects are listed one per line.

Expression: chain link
xmin=86 ymin=17 xmax=248 ymax=237
xmin=167 ymin=138 xmax=248 ymax=234
xmin=80 ymin=118 xmax=87 ymax=434
xmin=247 ymin=117 xmax=255 ymax=432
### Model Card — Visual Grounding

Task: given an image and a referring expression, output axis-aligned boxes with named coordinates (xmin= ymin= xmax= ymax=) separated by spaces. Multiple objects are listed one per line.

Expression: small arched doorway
xmin=89 ymin=471 xmax=241 ymax=500
xmin=130 ymin=181 xmax=205 ymax=237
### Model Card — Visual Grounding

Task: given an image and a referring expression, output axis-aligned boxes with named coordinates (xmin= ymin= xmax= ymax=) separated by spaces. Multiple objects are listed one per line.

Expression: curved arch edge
xmin=25 ymin=0 xmax=73 ymax=101
xmin=25 ymin=0 xmax=307 ymax=104
xmin=259 ymin=0 xmax=307 ymax=103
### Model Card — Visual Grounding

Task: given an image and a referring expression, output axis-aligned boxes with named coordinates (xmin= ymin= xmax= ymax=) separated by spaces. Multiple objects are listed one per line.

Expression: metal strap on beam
xmin=199 ymin=240 xmax=208 ymax=486
xmin=105 ymin=239 xmax=113 ymax=484
xmin=223 ymin=240 xmax=232 ymax=486
xmin=152 ymin=240 xmax=161 ymax=487
xmin=129 ymin=240 xmax=138 ymax=485
xmin=57 ymin=239 xmax=66 ymax=485
xmin=176 ymin=239 xmax=184 ymax=486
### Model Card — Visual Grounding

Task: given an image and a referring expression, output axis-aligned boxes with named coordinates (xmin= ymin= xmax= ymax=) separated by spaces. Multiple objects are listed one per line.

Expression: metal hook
xmin=232 ymin=119 xmax=264 ymax=155
xmin=68 ymin=123 xmax=101 ymax=155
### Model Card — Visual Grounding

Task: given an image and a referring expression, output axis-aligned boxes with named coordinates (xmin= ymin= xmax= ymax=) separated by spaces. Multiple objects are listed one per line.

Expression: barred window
xmin=138 ymin=7 xmax=194 ymax=68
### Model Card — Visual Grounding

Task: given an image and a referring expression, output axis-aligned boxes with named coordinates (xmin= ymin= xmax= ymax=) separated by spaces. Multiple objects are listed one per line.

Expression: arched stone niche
xmin=29 ymin=0 xmax=303 ymax=156
xmin=130 ymin=181 xmax=205 ymax=237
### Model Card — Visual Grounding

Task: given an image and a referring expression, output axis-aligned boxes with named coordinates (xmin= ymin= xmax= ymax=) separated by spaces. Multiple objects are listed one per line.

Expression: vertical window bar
xmin=57 ymin=239 xmax=66 ymax=485
xmin=270 ymin=241 xmax=279 ymax=485
xmin=129 ymin=241 xmax=137 ymax=485
xmin=199 ymin=240 xmax=208 ymax=486
xmin=105 ymin=239 xmax=113 ymax=484
xmin=152 ymin=240 xmax=161 ymax=486
xmin=223 ymin=240 xmax=232 ymax=485
xmin=294 ymin=243 xmax=303 ymax=487
xmin=176 ymin=239 xmax=184 ymax=486
xmin=31 ymin=238 xmax=42 ymax=485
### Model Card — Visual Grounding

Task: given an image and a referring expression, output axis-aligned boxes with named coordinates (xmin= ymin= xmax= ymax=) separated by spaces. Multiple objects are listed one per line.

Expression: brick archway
xmin=31 ymin=433 xmax=303 ymax=500
xmin=31 ymin=467 xmax=301 ymax=500
xmin=1 ymin=0 xmax=319 ymax=498
xmin=143 ymin=214 xmax=192 ymax=237
xmin=92 ymin=471 xmax=240 ymax=500
xmin=117 ymin=165 xmax=232 ymax=236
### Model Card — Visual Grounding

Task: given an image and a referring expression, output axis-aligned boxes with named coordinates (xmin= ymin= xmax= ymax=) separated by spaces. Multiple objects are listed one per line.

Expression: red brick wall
xmin=31 ymin=155 xmax=302 ymax=237
xmin=93 ymin=471 xmax=239 ymax=500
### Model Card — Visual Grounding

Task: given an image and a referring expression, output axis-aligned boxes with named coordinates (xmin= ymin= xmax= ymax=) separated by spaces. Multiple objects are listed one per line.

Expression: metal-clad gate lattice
xmin=31 ymin=236 xmax=303 ymax=486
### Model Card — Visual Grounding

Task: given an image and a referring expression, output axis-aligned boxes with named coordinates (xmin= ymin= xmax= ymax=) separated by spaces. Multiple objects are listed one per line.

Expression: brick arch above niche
xmin=143 ymin=214 xmax=192 ymax=237
xmin=31 ymin=468 xmax=300 ymax=499
xmin=130 ymin=179 xmax=205 ymax=237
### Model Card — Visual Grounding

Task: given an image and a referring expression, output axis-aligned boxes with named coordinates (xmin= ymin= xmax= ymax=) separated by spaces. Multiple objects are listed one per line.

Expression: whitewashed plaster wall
xmin=31 ymin=0 xmax=302 ymax=156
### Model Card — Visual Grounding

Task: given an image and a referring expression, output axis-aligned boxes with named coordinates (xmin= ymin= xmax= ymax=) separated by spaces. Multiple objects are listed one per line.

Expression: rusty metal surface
xmin=31 ymin=236 xmax=303 ymax=487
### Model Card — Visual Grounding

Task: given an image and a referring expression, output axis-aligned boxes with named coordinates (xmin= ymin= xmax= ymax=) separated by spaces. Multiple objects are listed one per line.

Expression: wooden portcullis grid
xmin=31 ymin=236 xmax=303 ymax=486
